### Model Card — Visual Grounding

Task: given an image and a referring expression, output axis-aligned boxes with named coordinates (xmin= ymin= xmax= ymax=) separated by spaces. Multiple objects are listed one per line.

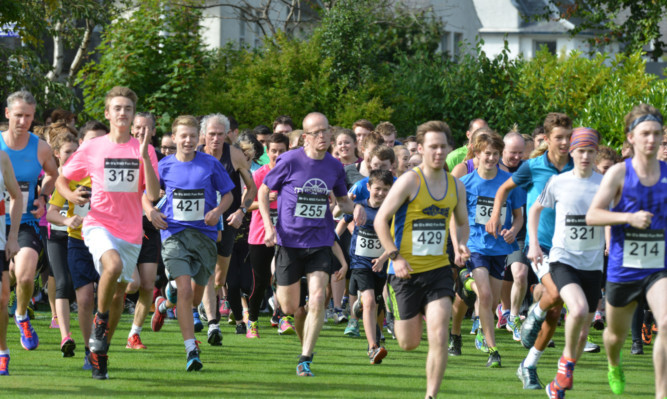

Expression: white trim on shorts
xmin=530 ymin=255 xmax=550 ymax=283
xmin=82 ymin=225 xmax=141 ymax=284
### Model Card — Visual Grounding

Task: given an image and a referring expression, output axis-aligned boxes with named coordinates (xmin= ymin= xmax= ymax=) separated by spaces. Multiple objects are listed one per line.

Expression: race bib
xmin=474 ymin=196 xmax=506 ymax=225
xmin=51 ymin=205 xmax=69 ymax=231
xmin=73 ymin=202 xmax=91 ymax=217
xmin=104 ymin=158 xmax=140 ymax=193
xmin=623 ymin=228 xmax=665 ymax=269
xmin=412 ymin=219 xmax=447 ymax=256
xmin=355 ymin=228 xmax=383 ymax=258
xmin=270 ymin=208 xmax=278 ymax=226
xmin=294 ymin=193 xmax=327 ymax=219
xmin=563 ymin=215 xmax=602 ymax=251
xmin=172 ymin=189 xmax=205 ymax=221
xmin=5 ymin=181 xmax=30 ymax=214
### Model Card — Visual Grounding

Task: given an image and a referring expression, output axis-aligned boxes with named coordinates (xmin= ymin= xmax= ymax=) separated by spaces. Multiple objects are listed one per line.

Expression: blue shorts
xmin=468 ymin=253 xmax=506 ymax=280
xmin=67 ymin=237 xmax=100 ymax=290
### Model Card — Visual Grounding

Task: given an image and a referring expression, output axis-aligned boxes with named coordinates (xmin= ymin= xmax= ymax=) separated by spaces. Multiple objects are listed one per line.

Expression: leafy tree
xmin=76 ymin=0 xmax=210 ymax=133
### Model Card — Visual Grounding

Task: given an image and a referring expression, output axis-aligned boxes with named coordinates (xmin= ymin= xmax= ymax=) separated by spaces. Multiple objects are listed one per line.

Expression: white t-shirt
xmin=537 ymin=171 xmax=604 ymax=271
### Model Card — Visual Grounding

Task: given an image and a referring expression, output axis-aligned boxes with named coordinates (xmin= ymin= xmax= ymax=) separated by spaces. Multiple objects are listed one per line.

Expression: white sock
xmin=533 ymin=304 xmax=547 ymax=319
xmin=510 ymin=313 xmax=517 ymax=320
xmin=524 ymin=347 xmax=544 ymax=368
xmin=158 ymin=301 xmax=168 ymax=313
xmin=129 ymin=324 xmax=142 ymax=338
xmin=17 ymin=312 xmax=28 ymax=321
xmin=184 ymin=338 xmax=197 ymax=354
xmin=0 ymin=349 xmax=9 ymax=355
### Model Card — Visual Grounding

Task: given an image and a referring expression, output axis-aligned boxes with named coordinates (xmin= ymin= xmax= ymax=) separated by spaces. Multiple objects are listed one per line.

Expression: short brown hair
xmin=543 ymin=113 xmax=572 ymax=136
xmin=473 ymin=132 xmax=504 ymax=155
xmin=52 ymin=132 xmax=78 ymax=154
xmin=596 ymin=146 xmax=620 ymax=164
xmin=370 ymin=145 xmax=396 ymax=164
xmin=272 ymin=115 xmax=294 ymax=131
xmin=624 ymin=104 xmax=663 ymax=134
xmin=104 ymin=86 xmax=138 ymax=111
xmin=48 ymin=121 xmax=78 ymax=148
xmin=353 ymin=119 xmax=374 ymax=132
xmin=415 ymin=120 xmax=453 ymax=147
xmin=361 ymin=131 xmax=384 ymax=150
xmin=171 ymin=115 xmax=199 ymax=133
xmin=375 ymin=121 xmax=397 ymax=137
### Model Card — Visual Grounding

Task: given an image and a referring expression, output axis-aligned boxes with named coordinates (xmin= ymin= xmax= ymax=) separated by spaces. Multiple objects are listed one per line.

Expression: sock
xmin=510 ymin=313 xmax=517 ymax=321
xmin=298 ymin=355 xmax=312 ymax=363
xmin=0 ymin=349 xmax=9 ymax=355
xmin=129 ymin=324 xmax=142 ymax=337
xmin=524 ymin=347 xmax=544 ymax=368
xmin=158 ymin=301 xmax=168 ymax=313
xmin=208 ymin=318 xmax=219 ymax=326
xmin=17 ymin=311 xmax=28 ymax=321
xmin=184 ymin=338 xmax=197 ymax=354
xmin=97 ymin=311 xmax=109 ymax=321
xmin=533 ymin=303 xmax=547 ymax=319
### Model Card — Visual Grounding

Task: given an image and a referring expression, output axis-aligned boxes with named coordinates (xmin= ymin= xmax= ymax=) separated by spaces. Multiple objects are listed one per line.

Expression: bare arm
xmin=526 ymin=201 xmax=545 ymax=266
xmin=452 ymin=178 xmax=471 ymax=263
xmin=485 ymin=177 xmax=517 ymax=238
xmin=258 ymin=184 xmax=276 ymax=246
xmin=141 ymin=138 xmax=160 ymax=202
xmin=33 ymin=140 xmax=59 ymax=219
xmin=500 ymin=207 xmax=524 ymax=244
xmin=2 ymin=152 xmax=21 ymax=259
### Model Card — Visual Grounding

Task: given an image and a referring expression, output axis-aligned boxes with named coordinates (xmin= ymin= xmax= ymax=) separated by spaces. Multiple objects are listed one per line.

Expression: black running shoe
xmin=235 ymin=322 xmax=247 ymax=335
xmin=91 ymin=352 xmax=108 ymax=380
xmin=89 ymin=314 xmax=108 ymax=354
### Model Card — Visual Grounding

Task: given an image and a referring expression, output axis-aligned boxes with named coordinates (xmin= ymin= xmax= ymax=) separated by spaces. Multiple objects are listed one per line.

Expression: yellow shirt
xmin=390 ymin=167 xmax=457 ymax=274
xmin=48 ymin=177 xmax=91 ymax=241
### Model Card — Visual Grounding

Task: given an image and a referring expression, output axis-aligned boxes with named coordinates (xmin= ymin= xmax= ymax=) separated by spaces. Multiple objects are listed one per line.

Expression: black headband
xmin=629 ymin=114 xmax=663 ymax=132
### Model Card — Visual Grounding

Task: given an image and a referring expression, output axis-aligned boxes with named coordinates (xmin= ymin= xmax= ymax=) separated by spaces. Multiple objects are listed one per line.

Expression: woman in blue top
xmin=587 ymin=104 xmax=667 ymax=398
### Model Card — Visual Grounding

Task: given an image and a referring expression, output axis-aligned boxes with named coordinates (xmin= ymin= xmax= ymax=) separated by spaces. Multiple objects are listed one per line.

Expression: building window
xmin=535 ymin=40 xmax=556 ymax=55
xmin=454 ymin=32 xmax=463 ymax=60
xmin=440 ymin=31 xmax=451 ymax=57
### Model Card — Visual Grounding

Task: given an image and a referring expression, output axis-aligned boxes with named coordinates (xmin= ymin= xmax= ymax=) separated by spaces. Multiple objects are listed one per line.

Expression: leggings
xmin=226 ymin=240 xmax=253 ymax=321
xmin=247 ymin=244 xmax=274 ymax=322
xmin=47 ymin=230 xmax=75 ymax=300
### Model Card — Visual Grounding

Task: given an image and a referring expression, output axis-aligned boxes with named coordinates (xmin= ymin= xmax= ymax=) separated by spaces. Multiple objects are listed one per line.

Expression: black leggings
xmin=47 ymin=230 xmax=75 ymax=300
xmin=226 ymin=240 xmax=253 ymax=321
xmin=247 ymin=244 xmax=274 ymax=322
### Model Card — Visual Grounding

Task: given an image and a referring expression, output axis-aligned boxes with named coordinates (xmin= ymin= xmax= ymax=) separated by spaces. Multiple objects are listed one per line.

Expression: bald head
xmin=303 ymin=112 xmax=329 ymax=131
xmin=502 ymin=132 xmax=525 ymax=168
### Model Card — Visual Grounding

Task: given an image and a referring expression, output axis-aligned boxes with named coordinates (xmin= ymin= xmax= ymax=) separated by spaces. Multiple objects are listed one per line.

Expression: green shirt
xmin=445 ymin=145 xmax=468 ymax=171
xmin=257 ymin=147 xmax=269 ymax=165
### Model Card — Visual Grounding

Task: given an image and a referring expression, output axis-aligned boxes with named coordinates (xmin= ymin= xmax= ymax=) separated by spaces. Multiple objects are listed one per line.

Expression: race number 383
xmin=412 ymin=219 xmax=447 ymax=256
xmin=104 ymin=158 xmax=140 ymax=192
xmin=623 ymin=228 xmax=665 ymax=269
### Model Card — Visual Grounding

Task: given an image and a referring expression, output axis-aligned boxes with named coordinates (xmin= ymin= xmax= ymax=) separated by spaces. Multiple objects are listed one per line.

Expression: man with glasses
xmin=258 ymin=112 xmax=354 ymax=377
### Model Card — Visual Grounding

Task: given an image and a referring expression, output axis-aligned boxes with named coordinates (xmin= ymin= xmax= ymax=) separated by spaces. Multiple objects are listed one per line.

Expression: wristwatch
xmin=388 ymin=250 xmax=399 ymax=260
xmin=240 ymin=207 xmax=247 ymax=214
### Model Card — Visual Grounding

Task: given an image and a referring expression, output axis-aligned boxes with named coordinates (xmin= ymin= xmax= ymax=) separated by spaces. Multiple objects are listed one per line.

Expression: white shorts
xmin=530 ymin=255 xmax=551 ymax=283
xmin=83 ymin=226 xmax=141 ymax=284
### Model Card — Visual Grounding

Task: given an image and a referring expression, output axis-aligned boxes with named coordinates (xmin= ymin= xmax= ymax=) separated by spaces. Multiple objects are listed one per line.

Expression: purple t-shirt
xmin=263 ymin=148 xmax=347 ymax=248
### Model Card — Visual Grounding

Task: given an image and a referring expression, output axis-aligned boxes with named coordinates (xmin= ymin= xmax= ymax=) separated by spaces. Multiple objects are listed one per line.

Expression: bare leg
xmin=425 ymin=296 xmax=452 ymax=398
xmin=646 ymin=278 xmax=667 ymax=398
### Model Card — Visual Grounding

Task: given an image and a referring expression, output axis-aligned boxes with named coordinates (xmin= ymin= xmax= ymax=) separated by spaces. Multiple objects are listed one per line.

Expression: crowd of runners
xmin=0 ymin=86 xmax=665 ymax=399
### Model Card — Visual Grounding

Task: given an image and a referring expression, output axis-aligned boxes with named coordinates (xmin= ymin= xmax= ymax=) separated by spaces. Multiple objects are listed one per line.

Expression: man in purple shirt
xmin=259 ymin=112 xmax=354 ymax=377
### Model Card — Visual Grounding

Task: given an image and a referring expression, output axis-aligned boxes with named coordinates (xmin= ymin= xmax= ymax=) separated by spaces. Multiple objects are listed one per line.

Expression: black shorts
xmin=275 ymin=245 xmax=333 ymax=286
xmin=349 ymin=268 xmax=386 ymax=299
xmin=504 ymin=240 xmax=532 ymax=282
xmin=216 ymin=224 xmax=238 ymax=257
xmin=606 ymin=269 xmax=667 ymax=308
xmin=137 ymin=216 xmax=161 ymax=264
xmin=550 ymin=261 xmax=602 ymax=313
xmin=8 ymin=223 xmax=43 ymax=254
xmin=387 ymin=266 xmax=455 ymax=320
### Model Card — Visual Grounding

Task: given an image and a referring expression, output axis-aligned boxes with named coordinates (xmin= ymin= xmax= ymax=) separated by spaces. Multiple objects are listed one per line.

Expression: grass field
xmin=2 ymin=310 xmax=657 ymax=398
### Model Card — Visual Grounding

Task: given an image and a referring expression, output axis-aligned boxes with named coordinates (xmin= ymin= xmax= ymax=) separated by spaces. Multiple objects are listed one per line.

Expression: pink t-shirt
xmin=61 ymin=135 xmax=159 ymax=244
xmin=248 ymin=164 xmax=277 ymax=245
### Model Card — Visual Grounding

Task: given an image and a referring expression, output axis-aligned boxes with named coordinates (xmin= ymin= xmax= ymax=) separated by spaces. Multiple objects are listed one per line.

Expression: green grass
xmin=3 ymin=311 xmax=657 ymax=398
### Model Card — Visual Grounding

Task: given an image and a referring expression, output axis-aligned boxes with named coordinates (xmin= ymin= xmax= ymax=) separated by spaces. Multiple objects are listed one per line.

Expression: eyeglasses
xmin=661 ymin=142 xmax=667 ymax=147
xmin=161 ymin=146 xmax=176 ymax=151
xmin=305 ymin=129 xmax=330 ymax=137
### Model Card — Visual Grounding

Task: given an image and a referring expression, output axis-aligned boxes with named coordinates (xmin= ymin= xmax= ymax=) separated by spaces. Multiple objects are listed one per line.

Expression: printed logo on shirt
xmin=421 ymin=204 xmax=449 ymax=218
xmin=294 ymin=178 xmax=330 ymax=219
xmin=661 ymin=177 xmax=667 ymax=184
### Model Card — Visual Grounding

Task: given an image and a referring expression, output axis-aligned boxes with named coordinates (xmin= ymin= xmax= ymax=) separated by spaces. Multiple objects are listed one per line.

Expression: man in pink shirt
xmin=56 ymin=86 xmax=160 ymax=379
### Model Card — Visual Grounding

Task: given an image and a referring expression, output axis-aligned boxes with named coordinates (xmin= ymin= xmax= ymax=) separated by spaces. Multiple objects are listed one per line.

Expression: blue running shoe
xmin=507 ymin=316 xmax=522 ymax=342
xmin=296 ymin=360 xmax=314 ymax=376
xmin=0 ymin=354 xmax=9 ymax=375
xmin=470 ymin=316 xmax=480 ymax=335
xmin=475 ymin=328 xmax=489 ymax=353
xmin=520 ymin=303 xmax=545 ymax=349
xmin=83 ymin=349 xmax=92 ymax=371
xmin=186 ymin=349 xmax=203 ymax=371
xmin=193 ymin=309 xmax=203 ymax=333
xmin=15 ymin=315 xmax=39 ymax=350
xmin=166 ymin=281 xmax=178 ymax=304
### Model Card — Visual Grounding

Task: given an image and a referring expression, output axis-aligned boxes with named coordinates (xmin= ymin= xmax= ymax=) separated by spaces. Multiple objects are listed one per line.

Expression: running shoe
xmin=89 ymin=314 xmax=109 ymax=354
xmin=186 ymin=349 xmax=203 ymax=372
xmin=592 ymin=311 xmax=605 ymax=331
xmin=208 ymin=324 xmax=223 ymax=346
xmin=219 ymin=297 xmax=231 ymax=318
xmin=166 ymin=281 xmax=178 ymax=304
xmin=548 ymin=339 xmax=556 ymax=348
xmin=167 ymin=308 xmax=176 ymax=320
xmin=457 ymin=269 xmax=477 ymax=308
xmin=246 ymin=320 xmax=259 ymax=338
xmin=607 ymin=364 xmax=625 ymax=395
xmin=296 ymin=360 xmax=314 ymax=377
xmin=90 ymin=352 xmax=108 ymax=380
xmin=546 ymin=380 xmax=565 ymax=399
xmin=368 ymin=346 xmax=387 ymax=365
xmin=496 ymin=305 xmax=509 ymax=329
xmin=15 ymin=315 xmax=39 ymax=351
xmin=7 ymin=291 xmax=15 ymax=317
xmin=341 ymin=296 xmax=349 ymax=313
xmin=475 ymin=329 xmax=489 ymax=353
xmin=270 ymin=312 xmax=280 ymax=328
xmin=517 ymin=360 xmax=543 ymax=389
xmin=486 ymin=350 xmax=501 ymax=368
xmin=0 ymin=354 xmax=9 ymax=376
xmin=520 ymin=303 xmax=545 ymax=349
xmin=193 ymin=309 xmax=204 ymax=333
xmin=583 ymin=336 xmax=600 ymax=353
xmin=507 ymin=316 xmax=522 ymax=342
xmin=334 ymin=308 xmax=348 ymax=324
xmin=124 ymin=298 xmax=135 ymax=315
xmin=126 ymin=333 xmax=146 ymax=350
xmin=642 ymin=322 xmax=653 ymax=345
xmin=50 ymin=316 xmax=59 ymax=329
xmin=152 ymin=296 xmax=167 ymax=332
xmin=61 ymin=334 xmax=76 ymax=357
xmin=198 ymin=302 xmax=208 ymax=323
xmin=470 ymin=316 xmax=480 ymax=335
xmin=352 ymin=298 xmax=363 ymax=319
xmin=235 ymin=322 xmax=247 ymax=335
xmin=556 ymin=357 xmax=574 ymax=389
xmin=278 ymin=316 xmax=296 ymax=335
xmin=385 ymin=313 xmax=395 ymax=339
xmin=448 ymin=334 xmax=462 ymax=356
xmin=343 ymin=318 xmax=360 ymax=337
xmin=83 ymin=349 xmax=92 ymax=371
xmin=631 ymin=340 xmax=644 ymax=355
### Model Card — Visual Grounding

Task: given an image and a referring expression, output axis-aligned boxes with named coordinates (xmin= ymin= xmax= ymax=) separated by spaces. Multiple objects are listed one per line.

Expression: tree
xmin=76 ymin=0 xmax=210 ymax=133
xmin=537 ymin=0 xmax=667 ymax=60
